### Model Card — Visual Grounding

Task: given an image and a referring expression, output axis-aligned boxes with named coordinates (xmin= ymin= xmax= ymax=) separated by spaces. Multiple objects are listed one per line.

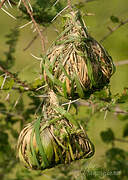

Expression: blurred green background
xmin=0 ymin=0 xmax=128 ymax=179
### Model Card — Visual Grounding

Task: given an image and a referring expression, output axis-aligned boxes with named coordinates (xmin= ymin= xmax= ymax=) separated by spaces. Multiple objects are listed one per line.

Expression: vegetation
xmin=0 ymin=0 xmax=128 ymax=180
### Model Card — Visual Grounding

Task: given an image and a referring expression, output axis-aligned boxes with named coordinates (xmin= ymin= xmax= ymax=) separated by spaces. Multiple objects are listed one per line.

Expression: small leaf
xmin=110 ymin=15 xmax=119 ymax=23
xmin=100 ymin=128 xmax=115 ymax=144
xmin=74 ymin=75 xmax=85 ymax=98
xmin=117 ymin=114 xmax=128 ymax=121
xmin=117 ymin=94 xmax=128 ymax=103
xmin=123 ymin=123 xmax=128 ymax=137
xmin=34 ymin=118 xmax=49 ymax=168
xmin=86 ymin=58 xmax=96 ymax=87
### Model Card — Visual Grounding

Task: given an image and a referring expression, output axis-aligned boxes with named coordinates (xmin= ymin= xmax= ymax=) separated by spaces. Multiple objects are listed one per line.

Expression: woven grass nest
xmin=17 ymin=91 xmax=94 ymax=170
xmin=43 ymin=11 xmax=115 ymax=99
xmin=17 ymin=115 xmax=94 ymax=170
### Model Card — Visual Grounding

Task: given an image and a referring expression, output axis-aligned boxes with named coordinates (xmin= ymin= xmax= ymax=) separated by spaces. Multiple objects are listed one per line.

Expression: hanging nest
xmin=17 ymin=92 xmax=94 ymax=170
xmin=42 ymin=11 xmax=115 ymax=99
xmin=17 ymin=117 xmax=94 ymax=170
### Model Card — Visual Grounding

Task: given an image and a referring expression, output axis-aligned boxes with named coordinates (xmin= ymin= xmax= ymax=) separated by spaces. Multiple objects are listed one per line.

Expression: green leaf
xmin=34 ymin=118 xmax=49 ymax=168
xmin=43 ymin=65 xmax=63 ymax=87
xmin=117 ymin=114 xmax=128 ymax=121
xmin=110 ymin=15 xmax=119 ymax=23
xmin=100 ymin=128 xmax=115 ymax=144
xmin=31 ymin=78 xmax=44 ymax=89
xmin=62 ymin=80 xmax=68 ymax=98
xmin=30 ymin=128 xmax=40 ymax=168
xmin=117 ymin=94 xmax=128 ymax=103
xmin=74 ymin=75 xmax=85 ymax=98
xmin=86 ymin=58 xmax=96 ymax=87
xmin=0 ymin=76 xmax=14 ymax=90
xmin=123 ymin=123 xmax=128 ymax=137
xmin=106 ymin=147 xmax=127 ymax=161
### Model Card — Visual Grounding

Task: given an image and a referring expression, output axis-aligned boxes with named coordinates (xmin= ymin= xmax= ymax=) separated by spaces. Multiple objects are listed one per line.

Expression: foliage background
xmin=0 ymin=0 xmax=128 ymax=180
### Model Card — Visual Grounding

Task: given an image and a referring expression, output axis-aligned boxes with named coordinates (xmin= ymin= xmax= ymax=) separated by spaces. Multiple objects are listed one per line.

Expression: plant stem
xmin=21 ymin=0 xmax=45 ymax=51
xmin=0 ymin=0 xmax=7 ymax=9
xmin=100 ymin=18 xmax=128 ymax=43
xmin=0 ymin=64 xmax=30 ymax=90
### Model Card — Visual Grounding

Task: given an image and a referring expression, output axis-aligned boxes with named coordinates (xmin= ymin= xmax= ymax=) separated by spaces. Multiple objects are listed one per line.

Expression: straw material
xmin=17 ymin=116 xmax=94 ymax=170
xmin=17 ymin=91 xmax=94 ymax=170
xmin=43 ymin=11 xmax=115 ymax=98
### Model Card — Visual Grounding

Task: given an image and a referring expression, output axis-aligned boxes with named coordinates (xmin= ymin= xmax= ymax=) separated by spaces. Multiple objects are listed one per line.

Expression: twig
xmin=23 ymin=34 xmax=38 ymax=51
xmin=21 ymin=0 xmax=45 ymax=51
xmin=0 ymin=0 xmax=7 ymax=8
xmin=114 ymin=107 xmax=128 ymax=115
xmin=0 ymin=110 xmax=24 ymax=119
xmin=0 ymin=64 xmax=30 ymax=90
xmin=115 ymin=138 xmax=128 ymax=143
xmin=67 ymin=0 xmax=72 ymax=10
xmin=100 ymin=18 xmax=128 ymax=43
xmin=115 ymin=60 xmax=128 ymax=66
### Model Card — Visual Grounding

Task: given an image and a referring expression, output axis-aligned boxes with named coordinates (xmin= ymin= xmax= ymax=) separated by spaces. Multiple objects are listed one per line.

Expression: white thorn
xmin=53 ymin=0 xmax=60 ymax=6
xmin=35 ymin=85 xmax=48 ymax=91
xmin=1 ymin=8 xmax=16 ymax=20
xmin=30 ymin=53 xmax=42 ymax=60
xmin=1 ymin=74 xmax=7 ymax=90
xmin=19 ymin=20 xmax=32 ymax=29
xmin=27 ymin=0 xmax=33 ymax=12
xmin=7 ymin=0 xmax=13 ymax=8
xmin=31 ymin=23 xmax=34 ymax=29
xmin=51 ymin=5 xmax=69 ymax=22
xmin=4 ymin=2 xmax=8 ymax=9
xmin=17 ymin=0 xmax=22 ymax=8
xmin=33 ymin=28 xmax=37 ymax=33
xmin=61 ymin=99 xmax=80 ymax=106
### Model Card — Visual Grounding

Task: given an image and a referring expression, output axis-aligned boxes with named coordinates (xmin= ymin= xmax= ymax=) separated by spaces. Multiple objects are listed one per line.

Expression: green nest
xmin=17 ymin=115 xmax=94 ymax=170
xmin=42 ymin=11 xmax=115 ymax=99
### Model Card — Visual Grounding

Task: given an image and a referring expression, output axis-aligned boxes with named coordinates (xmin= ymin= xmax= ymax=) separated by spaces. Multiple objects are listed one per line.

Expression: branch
xmin=23 ymin=34 xmax=38 ymax=51
xmin=0 ymin=111 xmax=24 ymax=119
xmin=21 ymin=0 xmax=45 ymax=51
xmin=115 ymin=60 xmax=128 ymax=66
xmin=67 ymin=0 xmax=72 ymax=10
xmin=115 ymin=138 xmax=128 ymax=143
xmin=100 ymin=18 xmax=128 ymax=43
xmin=0 ymin=0 xmax=7 ymax=9
xmin=0 ymin=65 xmax=30 ymax=90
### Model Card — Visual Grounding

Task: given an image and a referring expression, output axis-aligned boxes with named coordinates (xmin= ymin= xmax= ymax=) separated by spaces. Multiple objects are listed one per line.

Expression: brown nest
xmin=43 ymin=11 xmax=115 ymax=99
xmin=17 ymin=115 xmax=94 ymax=170
xmin=17 ymin=91 xmax=94 ymax=170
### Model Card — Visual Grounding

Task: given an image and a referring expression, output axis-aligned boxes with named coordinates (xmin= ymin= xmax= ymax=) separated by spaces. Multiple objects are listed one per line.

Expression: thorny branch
xmin=0 ymin=64 xmax=30 ymax=90
xmin=75 ymin=99 xmax=128 ymax=115
xmin=100 ymin=18 xmax=128 ymax=43
xmin=21 ymin=0 xmax=45 ymax=51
